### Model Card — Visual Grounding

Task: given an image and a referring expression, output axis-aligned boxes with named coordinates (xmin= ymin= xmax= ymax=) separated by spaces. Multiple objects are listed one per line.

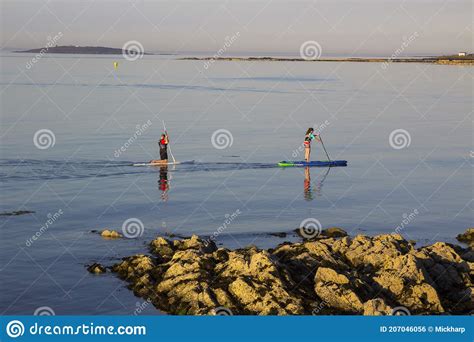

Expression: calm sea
xmin=1 ymin=53 xmax=472 ymax=314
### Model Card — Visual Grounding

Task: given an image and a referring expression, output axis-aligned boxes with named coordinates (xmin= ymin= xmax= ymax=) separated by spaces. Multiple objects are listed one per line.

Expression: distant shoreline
xmin=12 ymin=46 xmax=473 ymax=65
xmin=180 ymin=55 xmax=474 ymax=65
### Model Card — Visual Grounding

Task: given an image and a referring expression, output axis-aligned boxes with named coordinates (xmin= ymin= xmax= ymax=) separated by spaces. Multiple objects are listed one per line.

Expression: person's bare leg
xmin=305 ymin=147 xmax=310 ymax=162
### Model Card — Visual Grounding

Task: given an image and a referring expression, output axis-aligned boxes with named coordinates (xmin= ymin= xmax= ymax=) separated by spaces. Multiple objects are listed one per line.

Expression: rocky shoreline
xmin=90 ymin=228 xmax=474 ymax=315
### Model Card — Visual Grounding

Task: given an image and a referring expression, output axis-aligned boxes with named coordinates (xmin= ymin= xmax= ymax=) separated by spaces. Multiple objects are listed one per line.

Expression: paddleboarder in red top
xmin=149 ymin=132 xmax=169 ymax=164
xmin=158 ymin=133 xmax=169 ymax=162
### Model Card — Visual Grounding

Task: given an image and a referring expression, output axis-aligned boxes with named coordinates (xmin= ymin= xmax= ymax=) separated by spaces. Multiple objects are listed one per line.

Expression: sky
xmin=0 ymin=0 xmax=472 ymax=57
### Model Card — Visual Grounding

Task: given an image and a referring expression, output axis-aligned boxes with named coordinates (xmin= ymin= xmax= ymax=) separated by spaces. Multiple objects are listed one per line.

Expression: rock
xmin=0 ymin=210 xmax=35 ymax=216
xmin=87 ymin=263 xmax=106 ymax=274
xmin=314 ymin=267 xmax=364 ymax=313
xmin=228 ymin=278 xmax=259 ymax=305
xmin=294 ymin=227 xmax=347 ymax=240
xmin=174 ymin=235 xmax=217 ymax=253
xmin=100 ymin=229 xmax=122 ymax=239
xmin=373 ymin=254 xmax=444 ymax=314
xmin=269 ymin=232 xmax=287 ymax=238
xmin=100 ymin=233 xmax=473 ymax=315
xmin=150 ymin=237 xmax=174 ymax=259
xmin=416 ymin=242 xmax=473 ymax=312
xmin=334 ymin=234 xmax=413 ymax=269
xmin=321 ymin=227 xmax=348 ymax=238
xmin=113 ymin=255 xmax=154 ymax=280
xmin=457 ymin=228 xmax=474 ymax=246
xmin=112 ymin=255 xmax=155 ymax=298
xmin=363 ymin=298 xmax=392 ymax=315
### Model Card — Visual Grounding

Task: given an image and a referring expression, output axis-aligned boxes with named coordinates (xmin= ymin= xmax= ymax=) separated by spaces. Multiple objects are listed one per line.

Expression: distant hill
xmin=15 ymin=45 xmax=152 ymax=55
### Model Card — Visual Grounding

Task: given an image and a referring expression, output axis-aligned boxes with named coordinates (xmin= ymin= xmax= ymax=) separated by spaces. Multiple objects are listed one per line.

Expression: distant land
xmin=181 ymin=54 xmax=474 ymax=65
xmin=12 ymin=46 xmax=472 ymax=65
xmin=14 ymin=45 xmax=159 ymax=55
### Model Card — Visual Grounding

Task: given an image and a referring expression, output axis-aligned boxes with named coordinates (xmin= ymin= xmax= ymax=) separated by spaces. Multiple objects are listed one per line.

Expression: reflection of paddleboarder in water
xmin=304 ymin=167 xmax=313 ymax=201
xmin=304 ymin=167 xmax=331 ymax=200
xmin=158 ymin=166 xmax=169 ymax=201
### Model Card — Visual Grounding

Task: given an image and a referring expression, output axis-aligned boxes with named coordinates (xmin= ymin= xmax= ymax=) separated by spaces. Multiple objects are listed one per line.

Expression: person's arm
xmin=310 ymin=133 xmax=320 ymax=142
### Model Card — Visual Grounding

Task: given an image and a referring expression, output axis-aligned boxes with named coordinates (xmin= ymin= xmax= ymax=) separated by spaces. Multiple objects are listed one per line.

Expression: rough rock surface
xmin=107 ymin=233 xmax=473 ymax=315
xmin=100 ymin=229 xmax=123 ymax=239
xmin=457 ymin=228 xmax=474 ymax=247
xmin=87 ymin=263 xmax=106 ymax=274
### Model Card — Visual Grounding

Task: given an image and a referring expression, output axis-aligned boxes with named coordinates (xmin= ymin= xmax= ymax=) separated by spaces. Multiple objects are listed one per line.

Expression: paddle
xmin=162 ymin=120 xmax=176 ymax=163
xmin=318 ymin=134 xmax=332 ymax=162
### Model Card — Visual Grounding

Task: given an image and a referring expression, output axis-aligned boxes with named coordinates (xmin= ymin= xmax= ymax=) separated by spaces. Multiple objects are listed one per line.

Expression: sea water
xmin=0 ymin=53 xmax=472 ymax=314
